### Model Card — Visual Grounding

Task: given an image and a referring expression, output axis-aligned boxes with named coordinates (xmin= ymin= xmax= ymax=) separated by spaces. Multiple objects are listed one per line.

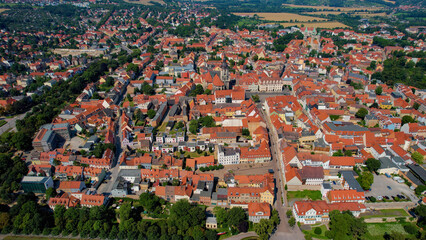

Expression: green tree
xmin=242 ymin=128 xmax=250 ymax=136
xmin=254 ymin=218 xmax=273 ymax=240
xmin=314 ymin=227 xmax=322 ymax=235
xmin=413 ymin=205 xmax=426 ymax=228
xmin=119 ymin=203 xmax=133 ymax=222
xmin=46 ymin=187 xmax=57 ymax=200
xmin=190 ymin=84 xmax=204 ymax=96
xmin=327 ymin=210 xmax=366 ymax=240
xmin=252 ymin=95 xmax=260 ymax=102
xmin=227 ymin=207 xmax=246 ymax=230
xmin=415 ymin=185 xmax=426 ymax=196
xmin=357 ymin=171 xmax=374 ymax=190
xmin=401 ymin=115 xmax=415 ymax=126
xmin=200 ymin=116 xmax=215 ymax=127
xmin=375 ymin=86 xmax=383 ymax=95
xmin=169 ymin=200 xmax=205 ymax=235
xmin=365 ymin=158 xmax=381 ymax=172
xmin=355 ymin=108 xmax=368 ymax=119
xmin=189 ymin=119 xmax=198 ymax=134
xmin=413 ymin=102 xmax=420 ymax=110
xmin=411 ymin=151 xmax=424 ymax=164
xmin=344 ymin=150 xmax=353 ymax=157
xmin=288 ymin=217 xmax=296 ymax=227
xmin=126 ymin=63 xmax=138 ymax=73
xmin=286 ymin=210 xmax=292 ymax=218
xmin=139 ymin=192 xmax=162 ymax=214
xmin=147 ymin=109 xmax=156 ymax=119
xmin=54 ymin=205 xmax=67 ymax=229
xmin=333 ymin=150 xmax=344 ymax=156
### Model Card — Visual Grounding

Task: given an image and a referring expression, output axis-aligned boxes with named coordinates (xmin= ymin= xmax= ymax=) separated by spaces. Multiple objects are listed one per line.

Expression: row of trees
xmin=0 ymin=192 xmax=219 ymax=240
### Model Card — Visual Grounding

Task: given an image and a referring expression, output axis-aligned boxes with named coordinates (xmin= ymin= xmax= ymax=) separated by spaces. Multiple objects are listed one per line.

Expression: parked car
xmin=384 ymin=196 xmax=390 ymax=200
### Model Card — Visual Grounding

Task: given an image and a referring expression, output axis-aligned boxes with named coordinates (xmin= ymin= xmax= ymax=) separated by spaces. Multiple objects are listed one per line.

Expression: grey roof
xmin=152 ymin=102 xmax=167 ymax=123
xmin=21 ymin=176 xmax=50 ymax=183
xmin=407 ymin=164 xmax=426 ymax=183
xmin=219 ymin=146 xmax=239 ymax=156
xmin=406 ymin=171 xmax=423 ymax=186
xmin=365 ymin=115 xmax=378 ymax=120
xmin=326 ymin=122 xmax=368 ymax=132
xmin=322 ymin=182 xmax=332 ymax=190
xmin=379 ymin=157 xmax=398 ymax=169
xmin=348 ymin=72 xmax=367 ymax=80
xmin=42 ymin=130 xmax=55 ymax=142
xmin=206 ymin=217 xmax=217 ymax=224
xmin=87 ymin=135 xmax=100 ymax=143
xmin=340 ymin=171 xmax=364 ymax=192
xmin=118 ymin=169 xmax=142 ymax=177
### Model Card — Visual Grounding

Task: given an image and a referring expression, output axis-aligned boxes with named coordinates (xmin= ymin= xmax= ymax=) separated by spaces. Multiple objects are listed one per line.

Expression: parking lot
xmin=365 ymin=174 xmax=418 ymax=202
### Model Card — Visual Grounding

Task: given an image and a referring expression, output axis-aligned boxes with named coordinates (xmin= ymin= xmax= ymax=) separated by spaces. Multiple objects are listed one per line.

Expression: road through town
xmin=259 ymin=102 xmax=305 ymax=240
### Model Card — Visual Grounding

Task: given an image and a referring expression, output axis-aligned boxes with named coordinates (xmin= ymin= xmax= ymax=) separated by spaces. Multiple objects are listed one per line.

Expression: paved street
xmin=0 ymin=111 xmax=28 ymax=135
xmin=260 ymin=102 xmax=305 ymax=240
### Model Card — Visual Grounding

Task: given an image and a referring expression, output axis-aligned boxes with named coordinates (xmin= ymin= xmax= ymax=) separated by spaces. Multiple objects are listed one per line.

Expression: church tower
xmin=220 ymin=56 xmax=230 ymax=89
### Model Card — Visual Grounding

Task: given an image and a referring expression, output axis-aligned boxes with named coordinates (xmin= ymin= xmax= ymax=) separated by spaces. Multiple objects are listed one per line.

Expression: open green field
xmin=362 ymin=209 xmax=409 ymax=219
xmin=287 ymin=190 xmax=322 ymax=201
xmin=367 ymin=222 xmax=408 ymax=237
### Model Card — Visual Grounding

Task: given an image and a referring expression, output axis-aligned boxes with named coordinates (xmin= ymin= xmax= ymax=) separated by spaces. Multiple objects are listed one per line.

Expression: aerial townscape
xmin=0 ymin=0 xmax=424 ymax=239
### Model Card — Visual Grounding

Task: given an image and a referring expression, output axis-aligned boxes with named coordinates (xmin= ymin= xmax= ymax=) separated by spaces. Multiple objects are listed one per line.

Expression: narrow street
xmin=259 ymin=102 xmax=305 ymax=240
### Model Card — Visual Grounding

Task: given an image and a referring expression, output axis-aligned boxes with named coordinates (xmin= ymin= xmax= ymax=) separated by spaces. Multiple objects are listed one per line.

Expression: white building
xmin=217 ymin=146 xmax=240 ymax=165
xmin=293 ymin=200 xmax=366 ymax=225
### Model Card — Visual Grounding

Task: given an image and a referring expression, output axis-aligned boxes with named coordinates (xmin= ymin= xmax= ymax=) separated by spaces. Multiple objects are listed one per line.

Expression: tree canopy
xmin=326 ymin=210 xmax=367 ymax=240
xmin=365 ymin=158 xmax=381 ymax=172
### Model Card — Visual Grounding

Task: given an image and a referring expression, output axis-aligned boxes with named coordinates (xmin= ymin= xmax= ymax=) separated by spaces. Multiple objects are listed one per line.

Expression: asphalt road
xmin=0 ymin=112 xmax=27 ymax=135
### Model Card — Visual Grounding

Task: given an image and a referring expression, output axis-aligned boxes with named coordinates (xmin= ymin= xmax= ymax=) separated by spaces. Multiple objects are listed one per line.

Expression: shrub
xmin=42 ymin=228 xmax=51 ymax=235
xmin=305 ymin=235 xmax=313 ymax=240
xmin=51 ymin=227 xmax=61 ymax=236
xmin=403 ymin=224 xmax=418 ymax=235
xmin=314 ymin=227 xmax=322 ymax=235
xmin=286 ymin=210 xmax=292 ymax=218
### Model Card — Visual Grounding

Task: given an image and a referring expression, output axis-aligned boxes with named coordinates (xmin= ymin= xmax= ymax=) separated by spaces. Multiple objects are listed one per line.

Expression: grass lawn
xmin=362 ymin=209 xmax=409 ymax=219
xmin=287 ymin=190 xmax=322 ymax=201
xmin=0 ymin=119 xmax=6 ymax=127
xmin=179 ymin=151 xmax=213 ymax=158
xmin=367 ymin=222 xmax=409 ymax=238
xmin=158 ymin=121 xmax=168 ymax=132
xmin=302 ymin=224 xmax=329 ymax=240
xmin=241 ymin=237 xmax=260 ymax=240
